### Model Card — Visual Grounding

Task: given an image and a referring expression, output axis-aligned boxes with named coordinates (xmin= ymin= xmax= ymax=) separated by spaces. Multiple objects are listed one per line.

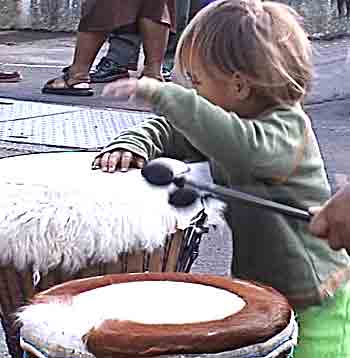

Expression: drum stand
xmin=177 ymin=209 xmax=209 ymax=272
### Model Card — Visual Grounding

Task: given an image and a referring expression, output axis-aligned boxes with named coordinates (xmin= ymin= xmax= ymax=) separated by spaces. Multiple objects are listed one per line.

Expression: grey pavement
xmin=0 ymin=31 xmax=148 ymax=111
xmin=0 ymin=30 xmax=348 ymax=357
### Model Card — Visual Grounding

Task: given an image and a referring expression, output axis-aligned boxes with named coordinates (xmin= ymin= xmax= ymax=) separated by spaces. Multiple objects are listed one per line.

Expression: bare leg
xmin=70 ymin=31 xmax=108 ymax=76
xmin=337 ymin=0 xmax=344 ymax=16
xmin=138 ymin=18 xmax=169 ymax=80
xmin=42 ymin=30 xmax=108 ymax=95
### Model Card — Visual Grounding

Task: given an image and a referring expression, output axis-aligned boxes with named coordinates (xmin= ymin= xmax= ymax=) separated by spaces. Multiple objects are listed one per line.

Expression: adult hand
xmin=309 ymin=183 xmax=350 ymax=250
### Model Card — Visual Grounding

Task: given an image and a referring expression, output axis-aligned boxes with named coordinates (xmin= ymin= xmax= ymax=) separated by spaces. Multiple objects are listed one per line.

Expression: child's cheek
xmin=171 ymin=65 xmax=193 ymax=89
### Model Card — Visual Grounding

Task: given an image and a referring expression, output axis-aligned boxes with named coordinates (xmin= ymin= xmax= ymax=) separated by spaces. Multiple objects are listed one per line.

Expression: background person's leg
xmin=189 ymin=0 xmax=216 ymax=18
xmin=337 ymin=0 xmax=344 ymax=16
xmin=108 ymin=27 xmax=141 ymax=70
xmin=90 ymin=25 xmax=142 ymax=83
xmin=42 ymin=31 xmax=107 ymax=96
xmin=70 ymin=31 xmax=108 ymax=76
xmin=346 ymin=0 xmax=350 ymax=16
xmin=164 ymin=0 xmax=191 ymax=71
xmin=164 ymin=0 xmax=210 ymax=80
xmin=139 ymin=18 xmax=169 ymax=80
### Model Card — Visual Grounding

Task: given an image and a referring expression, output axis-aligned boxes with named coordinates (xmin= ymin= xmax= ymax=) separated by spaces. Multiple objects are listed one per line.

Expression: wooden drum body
xmin=0 ymin=152 xmax=221 ymax=358
xmin=18 ymin=273 xmax=298 ymax=358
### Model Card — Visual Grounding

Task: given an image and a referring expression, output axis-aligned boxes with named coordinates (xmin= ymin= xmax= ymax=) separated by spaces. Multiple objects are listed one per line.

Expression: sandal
xmin=0 ymin=71 xmax=22 ymax=83
xmin=42 ymin=70 xmax=93 ymax=96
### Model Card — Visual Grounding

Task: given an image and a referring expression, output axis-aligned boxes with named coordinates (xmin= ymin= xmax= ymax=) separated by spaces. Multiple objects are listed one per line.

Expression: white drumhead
xmin=19 ymin=281 xmax=246 ymax=354
xmin=18 ymin=280 xmax=246 ymax=351
xmin=74 ymin=280 xmax=246 ymax=324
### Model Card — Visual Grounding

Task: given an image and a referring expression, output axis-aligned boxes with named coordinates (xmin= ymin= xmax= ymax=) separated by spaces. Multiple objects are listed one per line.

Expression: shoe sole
xmin=0 ymin=78 xmax=22 ymax=83
xmin=42 ymin=87 xmax=94 ymax=96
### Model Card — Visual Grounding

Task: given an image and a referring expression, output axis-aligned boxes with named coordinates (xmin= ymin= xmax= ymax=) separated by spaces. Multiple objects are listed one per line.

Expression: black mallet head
xmin=142 ymin=158 xmax=200 ymax=207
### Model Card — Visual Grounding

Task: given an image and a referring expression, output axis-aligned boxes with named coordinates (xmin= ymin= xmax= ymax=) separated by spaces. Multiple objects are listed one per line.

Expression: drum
xmin=0 ymin=152 xmax=223 ymax=358
xmin=18 ymin=273 xmax=298 ymax=358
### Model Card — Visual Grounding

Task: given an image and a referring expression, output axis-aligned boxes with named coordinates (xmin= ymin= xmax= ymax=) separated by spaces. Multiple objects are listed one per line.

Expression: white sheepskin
xmin=19 ymin=300 xmax=95 ymax=356
xmin=0 ymin=152 xmax=225 ymax=275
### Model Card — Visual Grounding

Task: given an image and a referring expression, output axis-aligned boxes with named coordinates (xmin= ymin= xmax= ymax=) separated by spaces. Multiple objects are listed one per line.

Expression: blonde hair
xmin=176 ymin=0 xmax=312 ymax=105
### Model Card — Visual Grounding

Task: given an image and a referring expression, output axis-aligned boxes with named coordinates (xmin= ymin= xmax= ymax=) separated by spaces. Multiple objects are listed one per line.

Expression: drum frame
xmin=19 ymin=273 xmax=297 ymax=358
xmin=0 ymin=210 xmax=209 ymax=358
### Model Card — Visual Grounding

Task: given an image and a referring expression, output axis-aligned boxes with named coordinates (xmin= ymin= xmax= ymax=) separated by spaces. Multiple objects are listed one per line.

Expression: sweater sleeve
xmin=98 ymin=115 xmax=206 ymax=163
xmin=149 ymin=83 xmax=307 ymax=181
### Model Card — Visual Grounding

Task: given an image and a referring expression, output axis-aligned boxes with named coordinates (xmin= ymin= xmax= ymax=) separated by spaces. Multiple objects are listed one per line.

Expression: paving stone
xmin=0 ymin=98 xmax=79 ymax=122
xmin=0 ymin=99 xmax=151 ymax=149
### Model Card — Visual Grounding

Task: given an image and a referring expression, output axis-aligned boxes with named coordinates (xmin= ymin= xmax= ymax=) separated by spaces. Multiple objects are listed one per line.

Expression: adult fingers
xmin=120 ymin=151 xmax=133 ymax=172
xmin=309 ymin=206 xmax=322 ymax=215
xmin=309 ymin=210 xmax=329 ymax=238
xmin=339 ymin=222 xmax=350 ymax=250
xmin=327 ymin=216 xmax=350 ymax=250
xmin=327 ymin=226 xmax=345 ymax=251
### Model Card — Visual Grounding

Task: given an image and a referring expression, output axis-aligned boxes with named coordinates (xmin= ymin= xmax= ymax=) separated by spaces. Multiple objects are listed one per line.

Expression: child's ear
xmin=232 ymin=72 xmax=251 ymax=100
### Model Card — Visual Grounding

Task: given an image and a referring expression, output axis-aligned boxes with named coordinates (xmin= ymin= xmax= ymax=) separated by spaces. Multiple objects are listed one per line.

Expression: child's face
xmin=185 ymin=59 xmax=242 ymax=112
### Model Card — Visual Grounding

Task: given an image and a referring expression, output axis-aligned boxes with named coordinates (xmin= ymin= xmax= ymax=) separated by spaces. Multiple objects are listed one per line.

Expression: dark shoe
xmin=0 ymin=71 xmax=22 ymax=83
xmin=140 ymin=64 xmax=173 ymax=82
xmin=127 ymin=61 xmax=138 ymax=72
xmin=90 ymin=57 xmax=129 ymax=83
xmin=162 ymin=66 xmax=172 ymax=82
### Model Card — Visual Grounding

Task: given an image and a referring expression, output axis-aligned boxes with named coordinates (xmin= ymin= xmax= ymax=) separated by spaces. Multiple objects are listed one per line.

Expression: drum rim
xmin=31 ymin=272 xmax=293 ymax=357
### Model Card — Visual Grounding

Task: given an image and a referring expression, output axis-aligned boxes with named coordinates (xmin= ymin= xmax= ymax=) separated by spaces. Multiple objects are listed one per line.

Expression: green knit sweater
xmin=100 ymin=83 xmax=350 ymax=308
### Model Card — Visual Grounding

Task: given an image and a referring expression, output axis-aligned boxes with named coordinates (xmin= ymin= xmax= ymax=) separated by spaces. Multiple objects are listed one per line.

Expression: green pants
xmin=295 ymin=284 xmax=350 ymax=358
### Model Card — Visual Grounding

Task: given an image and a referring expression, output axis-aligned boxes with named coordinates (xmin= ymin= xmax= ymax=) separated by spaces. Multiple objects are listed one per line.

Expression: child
xmin=93 ymin=1 xmax=350 ymax=357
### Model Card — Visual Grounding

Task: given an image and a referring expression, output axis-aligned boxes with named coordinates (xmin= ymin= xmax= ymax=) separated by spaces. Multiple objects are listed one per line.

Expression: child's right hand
xmin=92 ymin=150 xmax=146 ymax=173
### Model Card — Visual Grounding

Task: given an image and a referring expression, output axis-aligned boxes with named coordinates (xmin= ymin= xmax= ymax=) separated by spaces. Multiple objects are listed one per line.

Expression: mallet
xmin=142 ymin=158 xmax=312 ymax=222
